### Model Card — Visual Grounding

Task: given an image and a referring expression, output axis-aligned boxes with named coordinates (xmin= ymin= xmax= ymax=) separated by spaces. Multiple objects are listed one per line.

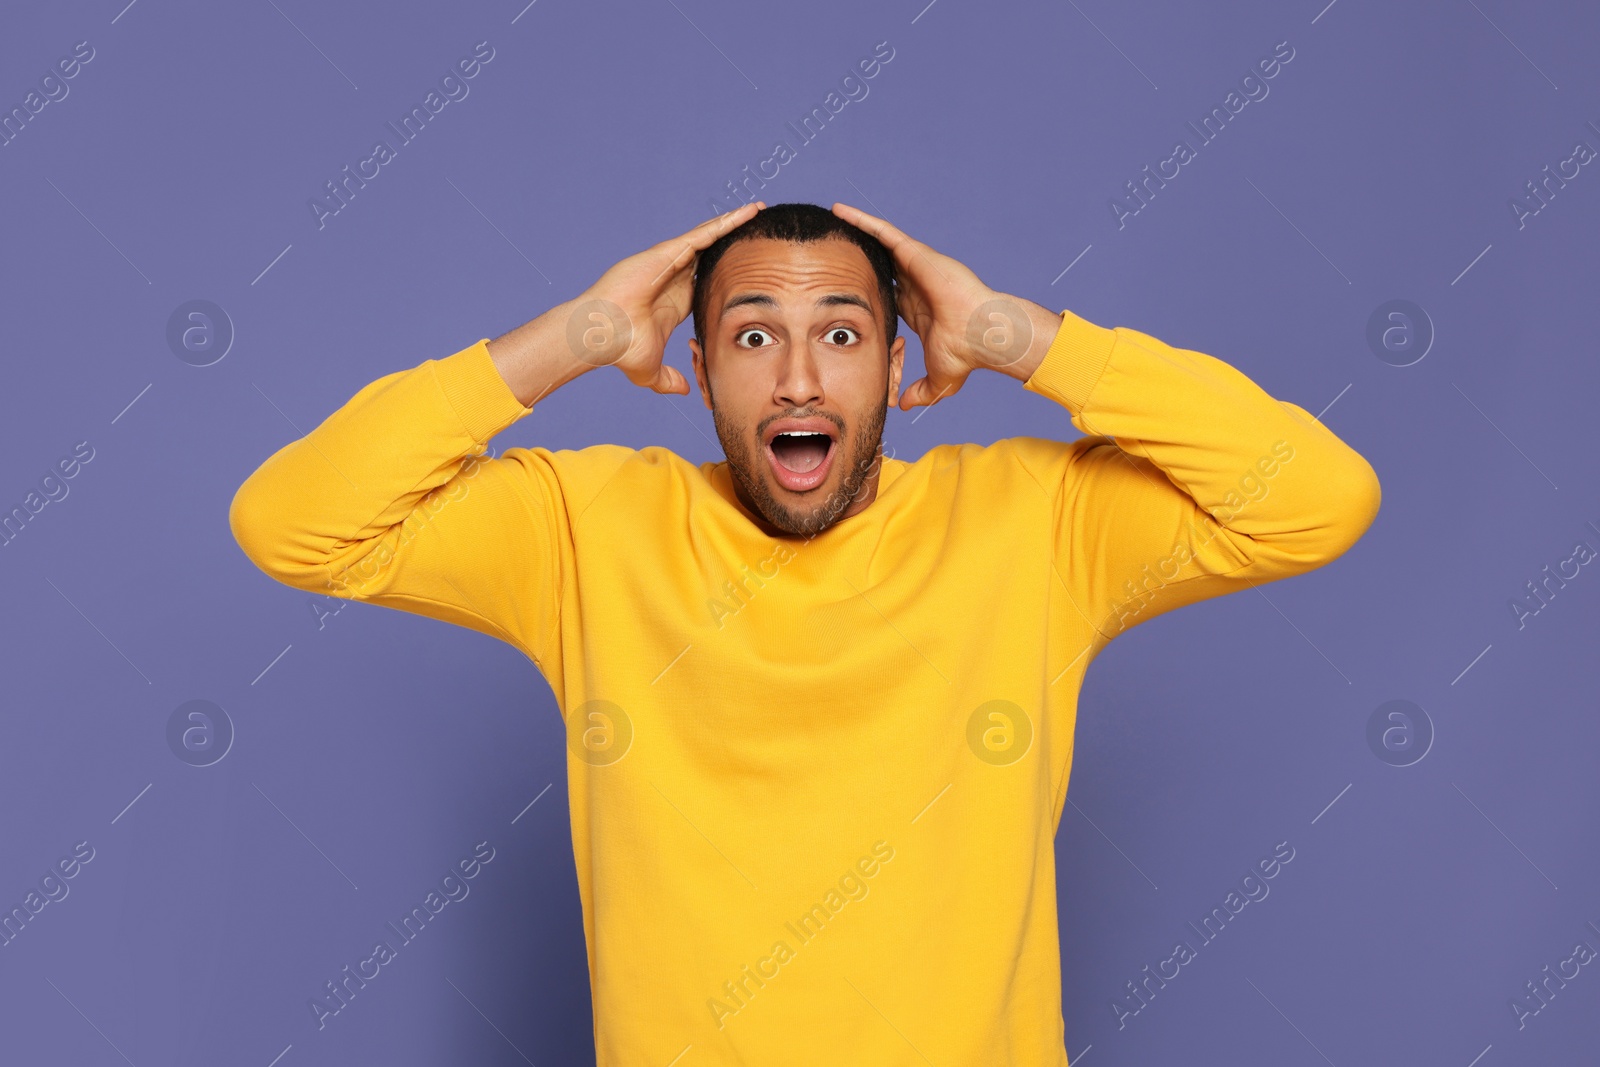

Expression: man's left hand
xmin=831 ymin=202 xmax=1061 ymax=409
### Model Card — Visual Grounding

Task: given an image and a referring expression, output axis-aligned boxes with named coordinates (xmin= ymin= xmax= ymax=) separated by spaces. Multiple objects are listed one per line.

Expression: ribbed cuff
xmin=1022 ymin=309 xmax=1118 ymax=414
xmin=430 ymin=338 xmax=534 ymax=444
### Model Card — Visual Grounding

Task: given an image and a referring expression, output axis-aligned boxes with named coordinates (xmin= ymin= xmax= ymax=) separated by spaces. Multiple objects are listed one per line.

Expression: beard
xmin=711 ymin=388 xmax=888 ymax=540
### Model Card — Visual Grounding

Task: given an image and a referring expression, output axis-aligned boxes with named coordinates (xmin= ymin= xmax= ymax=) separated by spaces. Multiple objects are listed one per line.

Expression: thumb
xmin=650 ymin=363 xmax=689 ymax=395
xmin=898 ymin=376 xmax=938 ymax=410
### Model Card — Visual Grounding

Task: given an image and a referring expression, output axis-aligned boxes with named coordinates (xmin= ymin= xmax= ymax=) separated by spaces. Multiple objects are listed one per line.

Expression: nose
xmin=773 ymin=342 xmax=824 ymax=410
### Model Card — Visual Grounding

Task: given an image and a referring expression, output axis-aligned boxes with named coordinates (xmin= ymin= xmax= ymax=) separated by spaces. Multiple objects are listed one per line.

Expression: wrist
xmin=970 ymin=295 xmax=1061 ymax=384
xmin=487 ymin=299 xmax=599 ymax=407
xmin=1017 ymin=306 xmax=1118 ymax=411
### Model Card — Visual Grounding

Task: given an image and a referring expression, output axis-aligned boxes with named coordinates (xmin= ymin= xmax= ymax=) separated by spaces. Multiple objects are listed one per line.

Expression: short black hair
xmin=691 ymin=202 xmax=898 ymax=353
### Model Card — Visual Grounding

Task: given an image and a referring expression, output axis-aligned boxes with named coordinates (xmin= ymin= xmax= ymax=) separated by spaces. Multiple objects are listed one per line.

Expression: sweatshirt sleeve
xmin=1019 ymin=309 xmax=1381 ymax=646
xmin=227 ymin=338 xmax=568 ymax=669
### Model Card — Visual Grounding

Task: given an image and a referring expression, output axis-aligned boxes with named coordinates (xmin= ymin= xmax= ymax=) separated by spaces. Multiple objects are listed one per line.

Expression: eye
xmin=734 ymin=328 xmax=777 ymax=349
xmin=824 ymin=326 xmax=861 ymax=346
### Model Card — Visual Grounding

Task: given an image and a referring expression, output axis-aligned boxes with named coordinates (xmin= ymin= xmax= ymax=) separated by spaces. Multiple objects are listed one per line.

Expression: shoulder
xmin=906 ymin=435 xmax=1106 ymax=487
xmin=497 ymin=442 xmax=694 ymax=474
xmin=493 ymin=443 xmax=696 ymax=500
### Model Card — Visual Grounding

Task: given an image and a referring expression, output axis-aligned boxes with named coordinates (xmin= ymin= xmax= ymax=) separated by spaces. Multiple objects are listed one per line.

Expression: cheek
xmin=828 ymin=359 xmax=891 ymax=407
xmin=705 ymin=372 xmax=761 ymax=424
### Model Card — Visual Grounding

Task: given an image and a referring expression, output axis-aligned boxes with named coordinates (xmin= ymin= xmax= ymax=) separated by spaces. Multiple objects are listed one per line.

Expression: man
xmin=230 ymin=200 xmax=1380 ymax=1064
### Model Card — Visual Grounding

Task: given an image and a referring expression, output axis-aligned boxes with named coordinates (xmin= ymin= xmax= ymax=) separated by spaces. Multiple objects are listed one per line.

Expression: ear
xmin=887 ymin=334 xmax=906 ymax=410
xmin=688 ymin=336 xmax=713 ymax=411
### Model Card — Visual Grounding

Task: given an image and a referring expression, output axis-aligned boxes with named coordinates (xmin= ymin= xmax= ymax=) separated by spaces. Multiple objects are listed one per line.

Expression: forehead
xmin=707 ymin=236 xmax=879 ymax=314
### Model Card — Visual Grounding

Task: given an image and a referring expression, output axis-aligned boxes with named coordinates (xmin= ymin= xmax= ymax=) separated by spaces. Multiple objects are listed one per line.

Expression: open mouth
xmin=765 ymin=429 xmax=836 ymax=492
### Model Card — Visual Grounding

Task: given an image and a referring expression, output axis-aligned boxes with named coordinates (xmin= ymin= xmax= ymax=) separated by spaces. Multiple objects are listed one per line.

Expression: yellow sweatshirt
xmin=229 ymin=309 xmax=1380 ymax=1065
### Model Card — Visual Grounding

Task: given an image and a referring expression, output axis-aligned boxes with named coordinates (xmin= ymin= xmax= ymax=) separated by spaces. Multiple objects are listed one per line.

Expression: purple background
xmin=2 ymin=0 xmax=1597 ymax=1064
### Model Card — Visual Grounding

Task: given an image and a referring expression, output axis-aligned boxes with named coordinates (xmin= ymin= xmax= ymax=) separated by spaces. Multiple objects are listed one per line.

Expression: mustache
xmin=758 ymin=410 xmax=846 ymax=440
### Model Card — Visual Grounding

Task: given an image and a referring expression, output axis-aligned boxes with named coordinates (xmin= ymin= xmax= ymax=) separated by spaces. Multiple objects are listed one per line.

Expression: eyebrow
xmin=720 ymin=291 xmax=874 ymax=316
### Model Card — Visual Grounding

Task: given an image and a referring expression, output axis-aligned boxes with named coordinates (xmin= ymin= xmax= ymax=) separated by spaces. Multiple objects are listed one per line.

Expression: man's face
xmin=689 ymin=236 xmax=904 ymax=539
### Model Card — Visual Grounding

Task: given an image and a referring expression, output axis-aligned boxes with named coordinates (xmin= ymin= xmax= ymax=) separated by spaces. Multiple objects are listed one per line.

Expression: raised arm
xmin=1016 ymin=310 xmax=1380 ymax=642
xmin=226 ymin=330 xmax=575 ymax=665
xmin=228 ymin=202 xmax=764 ymax=668
xmin=830 ymin=201 xmax=1381 ymax=648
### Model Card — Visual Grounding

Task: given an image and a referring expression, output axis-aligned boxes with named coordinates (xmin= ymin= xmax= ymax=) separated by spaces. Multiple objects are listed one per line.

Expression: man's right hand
xmin=569 ymin=201 xmax=764 ymax=393
xmin=487 ymin=202 xmax=763 ymax=407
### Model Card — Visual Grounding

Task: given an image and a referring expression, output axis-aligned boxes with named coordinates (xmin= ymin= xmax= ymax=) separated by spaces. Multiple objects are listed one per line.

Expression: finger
xmin=678 ymin=201 xmax=763 ymax=256
xmin=832 ymin=201 xmax=951 ymax=288
xmin=648 ymin=201 xmax=762 ymax=288
xmin=831 ymin=202 xmax=918 ymax=259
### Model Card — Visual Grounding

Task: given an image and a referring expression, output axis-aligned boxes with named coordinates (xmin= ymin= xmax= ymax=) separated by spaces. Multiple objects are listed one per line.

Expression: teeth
xmin=776 ymin=431 xmax=826 ymax=438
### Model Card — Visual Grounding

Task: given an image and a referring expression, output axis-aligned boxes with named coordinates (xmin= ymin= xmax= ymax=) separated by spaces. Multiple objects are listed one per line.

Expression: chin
xmin=759 ymin=484 xmax=841 ymax=538
xmin=715 ymin=402 xmax=886 ymax=538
